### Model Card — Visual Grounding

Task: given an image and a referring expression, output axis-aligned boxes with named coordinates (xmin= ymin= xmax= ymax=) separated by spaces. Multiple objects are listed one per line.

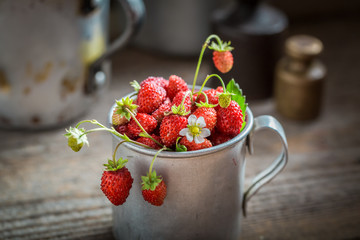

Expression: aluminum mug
xmin=108 ymin=94 xmax=288 ymax=240
xmin=0 ymin=0 xmax=144 ymax=129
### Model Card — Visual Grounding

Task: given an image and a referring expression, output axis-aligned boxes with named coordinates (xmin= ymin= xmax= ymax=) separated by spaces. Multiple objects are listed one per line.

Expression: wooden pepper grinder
xmin=274 ymin=35 xmax=326 ymax=120
xmin=211 ymin=0 xmax=288 ymax=100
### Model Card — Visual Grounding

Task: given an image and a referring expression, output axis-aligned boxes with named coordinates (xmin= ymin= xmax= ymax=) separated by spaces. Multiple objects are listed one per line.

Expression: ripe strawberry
xmin=217 ymin=100 xmax=244 ymax=135
xmin=136 ymin=134 xmax=162 ymax=150
xmin=160 ymin=114 xmax=188 ymax=148
xmin=179 ymin=137 xmax=212 ymax=151
xmin=140 ymin=76 xmax=169 ymax=93
xmin=213 ymin=51 xmax=233 ymax=73
xmin=171 ymin=91 xmax=192 ymax=116
xmin=196 ymin=89 xmax=220 ymax=106
xmin=152 ymin=98 xmax=171 ymax=123
xmin=167 ymin=75 xmax=188 ymax=100
xmin=193 ymin=107 xmax=217 ymax=131
xmin=209 ymin=40 xmax=234 ymax=74
xmin=209 ymin=129 xmax=233 ymax=146
xmin=100 ymin=158 xmax=133 ymax=206
xmin=142 ymin=178 xmax=167 ymax=206
xmin=115 ymin=124 xmax=136 ymax=140
xmin=127 ymin=113 xmax=157 ymax=137
xmin=137 ymin=81 xmax=167 ymax=114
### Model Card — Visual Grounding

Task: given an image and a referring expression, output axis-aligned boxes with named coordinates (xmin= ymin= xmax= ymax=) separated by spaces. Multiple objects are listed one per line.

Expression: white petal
xmin=194 ymin=135 xmax=205 ymax=144
xmin=179 ymin=128 xmax=189 ymax=136
xmin=196 ymin=116 xmax=206 ymax=128
xmin=188 ymin=115 xmax=197 ymax=126
xmin=200 ymin=128 xmax=211 ymax=138
xmin=186 ymin=132 xmax=194 ymax=142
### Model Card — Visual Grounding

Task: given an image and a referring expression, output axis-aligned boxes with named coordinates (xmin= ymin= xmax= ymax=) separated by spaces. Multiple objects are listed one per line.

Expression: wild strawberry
xmin=192 ymin=107 xmax=217 ymax=131
xmin=151 ymin=98 xmax=171 ymax=123
xmin=137 ymin=81 xmax=167 ymax=114
xmin=115 ymin=124 xmax=136 ymax=140
xmin=160 ymin=114 xmax=188 ymax=148
xmin=101 ymin=158 xmax=133 ymax=206
xmin=171 ymin=91 xmax=192 ymax=116
xmin=167 ymin=75 xmax=188 ymax=100
xmin=112 ymin=97 xmax=138 ymax=126
xmin=209 ymin=129 xmax=233 ymax=146
xmin=127 ymin=113 xmax=157 ymax=137
xmin=179 ymin=137 xmax=212 ymax=151
xmin=65 ymin=127 xmax=89 ymax=152
xmin=216 ymin=86 xmax=224 ymax=92
xmin=209 ymin=40 xmax=234 ymax=74
xmin=136 ymin=134 xmax=162 ymax=150
xmin=142 ymin=176 xmax=167 ymax=206
xmin=196 ymin=89 xmax=220 ymax=106
xmin=217 ymin=100 xmax=244 ymax=136
xmin=140 ymin=76 xmax=169 ymax=92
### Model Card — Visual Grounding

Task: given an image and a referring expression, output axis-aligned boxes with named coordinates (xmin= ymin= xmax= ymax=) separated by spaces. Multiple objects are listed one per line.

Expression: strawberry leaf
xmin=226 ymin=79 xmax=247 ymax=129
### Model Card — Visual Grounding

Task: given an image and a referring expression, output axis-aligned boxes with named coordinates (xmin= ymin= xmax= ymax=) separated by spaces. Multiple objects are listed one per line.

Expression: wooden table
xmin=1 ymin=18 xmax=360 ymax=239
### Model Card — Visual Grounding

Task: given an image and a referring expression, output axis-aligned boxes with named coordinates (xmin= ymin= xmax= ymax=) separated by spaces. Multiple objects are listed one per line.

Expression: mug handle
xmin=242 ymin=115 xmax=289 ymax=217
xmin=86 ymin=0 xmax=145 ymax=94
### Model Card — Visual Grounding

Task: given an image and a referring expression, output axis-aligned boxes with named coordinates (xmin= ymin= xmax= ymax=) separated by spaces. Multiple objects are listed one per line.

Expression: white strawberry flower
xmin=179 ymin=115 xmax=211 ymax=144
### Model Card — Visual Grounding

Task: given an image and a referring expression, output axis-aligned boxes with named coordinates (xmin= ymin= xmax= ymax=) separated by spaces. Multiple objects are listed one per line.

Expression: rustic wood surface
xmin=1 ymin=18 xmax=360 ymax=239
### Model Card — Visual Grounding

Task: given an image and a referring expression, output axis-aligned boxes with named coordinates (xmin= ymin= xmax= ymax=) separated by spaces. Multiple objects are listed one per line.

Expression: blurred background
xmin=0 ymin=0 xmax=359 ymax=239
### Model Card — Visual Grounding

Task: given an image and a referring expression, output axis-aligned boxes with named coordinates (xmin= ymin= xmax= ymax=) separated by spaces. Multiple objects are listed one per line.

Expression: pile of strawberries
xmin=65 ymin=34 xmax=247 ymax=207
xmin=112 ymin=75 xmax=245 ymax=151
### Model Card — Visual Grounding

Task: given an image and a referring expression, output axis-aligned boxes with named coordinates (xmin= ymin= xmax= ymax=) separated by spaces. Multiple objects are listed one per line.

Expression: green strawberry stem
xmin=75 ymin=119 xmax=151 ymax=149
xmin=148 ymin=147 xmax=166 ymax=181
xmin=112 ymin=140 xmax=125 ymax=164
xmin=125 ymin=108 xmax=165 ymax=148
xmin=198 ymin=73 xmax=226 ymax=94
xmin=192 ymin=34 xmax=223 ymax=94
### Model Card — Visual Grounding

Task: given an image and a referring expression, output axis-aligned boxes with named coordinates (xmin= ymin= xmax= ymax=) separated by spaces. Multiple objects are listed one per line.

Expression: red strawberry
xmin=152 ymin=98 xmax=171 ymax=123
xmin=137 ymin=81 xmax=167 ymax=114
xmin=136 ymin=134 xmax=162 ymax=150
xmin=100 ymin=158 xmax=133 ymax=206
xmin=217 ymin=100 xmax=243 ymax=135
xmin=193 ymin=107 xmax=217 ymax=131
xmin=127 ymin=113 xmax=157 ymax=137
xmin=142 ymin=178 xmax=167 ymax=206
xmin=140 ymin=76 xmax=169 ymax=92
xmin=213 ymin=51 xmax=233 ymax=73
xmin=216 ymin=86 xmax=224 ymax=92
xmin=115 ymin=124 xmax=137 ymax=140
xmin=160 ymin=114 xmax=188 ymax=148
xmin=196 ymin=89 xmax=220 ymax=106
xmin=209 ymin=40 xmax=234 ymax=74
xmin=167 ymin=75 xmax=188 ymax=100
xmin=179 ymin=137 xmax=212 ymax=151
xmin=209 ymin=129 xmax=233 ymax=146
xmin=171 ymin=91 xmax=192 ymax=116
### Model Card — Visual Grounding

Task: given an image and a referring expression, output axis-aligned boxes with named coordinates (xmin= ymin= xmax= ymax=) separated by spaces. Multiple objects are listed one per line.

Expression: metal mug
xmin=0 ymin=0 xmax=144 ymax=129
xmin=108 ymin=93 xmax=288 ymax=240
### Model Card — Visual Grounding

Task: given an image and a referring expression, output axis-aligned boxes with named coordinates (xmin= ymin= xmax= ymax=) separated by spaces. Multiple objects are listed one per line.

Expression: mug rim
xmin=108 ymin=91 xmax=253 ymax=158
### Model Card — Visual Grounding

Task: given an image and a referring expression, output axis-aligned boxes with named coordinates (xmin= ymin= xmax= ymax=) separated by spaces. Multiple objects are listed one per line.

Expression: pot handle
xmin=85 ymin=0 xmax=145 ymax=94
xmin=242 ymin=115 xmax=288 ymax=217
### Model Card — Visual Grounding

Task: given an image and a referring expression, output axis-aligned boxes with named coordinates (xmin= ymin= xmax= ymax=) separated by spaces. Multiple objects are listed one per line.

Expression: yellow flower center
xmin=190 ymin=126 xmax=200 ymax=136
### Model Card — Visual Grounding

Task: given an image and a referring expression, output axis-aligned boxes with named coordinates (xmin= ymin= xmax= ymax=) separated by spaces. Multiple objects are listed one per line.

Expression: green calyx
xmin=104 ymin=157 xmax=128 ymax=171
xmin=141 ymin=170 xmax=162 ymax=191
xmin=208 ymin=40 xmax=234 ymax=52
xmin=175 ymin=137 xmax=187 ymax=152
xmin=171 ymin=104 xmax=190 ymax=116
xmin=130 ymin=80 xmax=141 ymax=93
xmin=115 ymin=97 xmax=138 ymax=121
xmin=64 ymin=127 xmax=89 ymax=152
